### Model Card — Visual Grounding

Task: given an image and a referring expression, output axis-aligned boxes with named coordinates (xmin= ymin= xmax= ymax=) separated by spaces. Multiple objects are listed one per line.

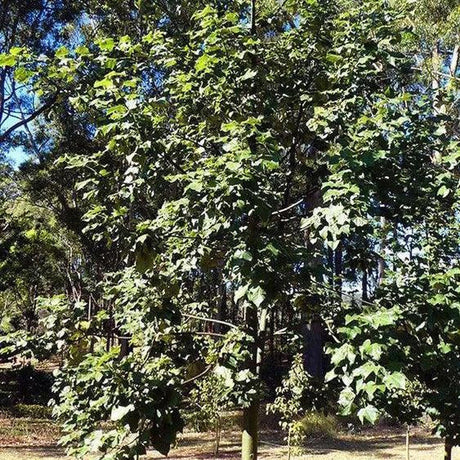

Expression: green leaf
xmin=234 ymin=284 xmax=249 ymax=302
xmin=338 ymin=387 xmax=355 ymax=413
xmin=247 ymin=286 xmax=265 ymax=308
xmin=94 ymin=78 xmax=114 ymax=89
xmin=240 ymin=69 xmax=257 ymax=81
xmin=14 ymin=67 xmax=32 ymax=83
xmin=195 ymin=54 xmax=214 ymax=72
xmin=75 ymin=45 xmax=90 ymax=56
xmin=110 ymin=404 xmax=134 ymax=421
xmin=234 ymin=250 xmax=253 ymax=262
xmin=437 ymin=185 xmax=450 ymax=198
xmin=357 ymin=405 xmax=379 ymax=424
xmin=186 ymin=180 xmax=203 ymax=192
xmin=383 ymin=372 xmax=406 ymax=390
xmin=96 ymin=37 xmax=115 ymax=52
xmin=0 ymin=54 xmax=16 ymax=67
xmin=55 ymin=46 xmax=69 ymax=58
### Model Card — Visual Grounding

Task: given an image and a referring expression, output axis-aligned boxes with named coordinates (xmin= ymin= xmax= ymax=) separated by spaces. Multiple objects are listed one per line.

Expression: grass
xmin=0 ymin=417 xmax=60 ymax=446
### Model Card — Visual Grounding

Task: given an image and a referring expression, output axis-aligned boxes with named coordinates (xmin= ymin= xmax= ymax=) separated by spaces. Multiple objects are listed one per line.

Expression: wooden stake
xmin=406 ymin=425 xmax=410 ymax=460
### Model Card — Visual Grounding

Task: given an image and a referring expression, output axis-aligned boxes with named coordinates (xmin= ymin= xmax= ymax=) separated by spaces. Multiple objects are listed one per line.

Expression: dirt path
xmin=1 ymin=428 xmax=459 ymax=460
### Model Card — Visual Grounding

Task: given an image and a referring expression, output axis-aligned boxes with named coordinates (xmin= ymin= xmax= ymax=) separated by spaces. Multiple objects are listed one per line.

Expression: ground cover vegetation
xmin=0 ymin=1 xmax=459 ymax=459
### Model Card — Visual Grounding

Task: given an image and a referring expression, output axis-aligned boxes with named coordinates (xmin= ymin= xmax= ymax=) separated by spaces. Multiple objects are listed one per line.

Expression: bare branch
xmin=0 ymin=94 xmax=57 ymax=143
xmin=272 ymin=198 xmax=304 ymax=216
xmin=182 ymin=364 xmax=213 ymax=385
xmin=183 ymin=313 xmax=238 ymax=330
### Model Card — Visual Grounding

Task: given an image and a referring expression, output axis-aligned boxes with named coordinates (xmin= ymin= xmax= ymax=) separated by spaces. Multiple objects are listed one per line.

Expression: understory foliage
xmin=0 ymin=0 xmax=460 ymax=459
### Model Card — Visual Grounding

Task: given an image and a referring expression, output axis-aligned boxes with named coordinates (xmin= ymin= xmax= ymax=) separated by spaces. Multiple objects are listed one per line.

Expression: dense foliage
xmin=0 ymin=1 xmax=459 ymax=459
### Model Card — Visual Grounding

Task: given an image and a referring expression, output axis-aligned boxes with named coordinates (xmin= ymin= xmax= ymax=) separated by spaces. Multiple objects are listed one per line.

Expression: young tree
xmin=1 ymin=1 xmax=460 ymax=460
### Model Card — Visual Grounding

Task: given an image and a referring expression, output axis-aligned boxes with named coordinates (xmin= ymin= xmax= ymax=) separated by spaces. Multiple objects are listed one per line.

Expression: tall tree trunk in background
xmin=431 ymin=41 xmax=446 ymax=115
xmin=362 ymin=267 xmax=368 ymax=301
xmin=377 ymin=216 xmax=387 ymax=287
xmin=303 ymin=319 xmax=325 ymax=378
xmin=334 ymin=243 xmax=343 ymax=299
xmin=327 ymin=247 xmax=334 ymax=288
xmin=432 ymin=41 xmax=440 ymax=90
xmin=269 ymin=309 xmax=275 ymax=361
xmin=217 ymin=280 xmax=227 ymax=333
xmin=449 ymin=45 xmax=459 ymax=78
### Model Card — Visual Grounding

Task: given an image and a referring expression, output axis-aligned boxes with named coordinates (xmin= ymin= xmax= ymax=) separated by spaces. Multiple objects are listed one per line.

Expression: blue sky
xmin=7 ymin=148 xmax=28 ymax=166
xmin=3 ymin=115 xmax=30 ymax=166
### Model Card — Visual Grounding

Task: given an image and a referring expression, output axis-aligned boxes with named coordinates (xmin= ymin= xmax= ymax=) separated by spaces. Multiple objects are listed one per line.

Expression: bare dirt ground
xmin=0 ymin=418 xmax=459 ymax=460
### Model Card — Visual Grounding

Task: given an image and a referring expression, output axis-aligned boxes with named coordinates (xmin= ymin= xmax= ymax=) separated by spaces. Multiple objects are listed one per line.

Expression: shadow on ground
xmin=301 ymin=434 xmax=442 ymax=459
xmin=0 ymin=428 xmax=452 ymax=460
xmin=144 ymin=429 xmax=445 ymax=460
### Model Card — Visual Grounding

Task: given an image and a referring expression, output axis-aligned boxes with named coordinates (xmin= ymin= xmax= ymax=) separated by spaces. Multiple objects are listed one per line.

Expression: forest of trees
xmin=0 ymin=1 xmax=459 ymax=459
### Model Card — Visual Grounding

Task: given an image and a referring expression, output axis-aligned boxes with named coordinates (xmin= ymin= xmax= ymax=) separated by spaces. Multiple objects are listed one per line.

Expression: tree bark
xmin=450 ymin=45 xmax=459 ymax=77
xmin=362 ymin=268 xmax=368 ymax=302
xmin=241 ymin=333 xmax=259 ymax=459
xmin=405 ymin=425 xmax=410 ymax=460
xmin=217 ymin=280 xmax=227 ymax=333
xmin=444 ymin=438 xmax=453 ymax=460
xmin=334 ymin=243 xmax=343 ymax=299
xmin=242 ymin=401 xmax=259 ymax=460
xmin=377 ymin=216 xmax=387 ymax=287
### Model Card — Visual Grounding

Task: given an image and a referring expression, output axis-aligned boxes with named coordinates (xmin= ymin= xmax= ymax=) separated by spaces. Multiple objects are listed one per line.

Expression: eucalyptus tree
xmin=0 ymin=0 xmax=86 ymax=149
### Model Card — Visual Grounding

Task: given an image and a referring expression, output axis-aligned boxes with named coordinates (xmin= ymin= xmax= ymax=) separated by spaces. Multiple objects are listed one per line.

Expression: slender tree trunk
xmin=327 ymin=247 xmax=334 ymax=289
xmin=444 ymin=438 xmax=453 ymax=460
xmin=242 ymin=4 xmax=261 ymax=454
xmin=242 ymin=401 xmax=259 ymax=460
xmin=405 ymin=425 xmax=410 ymax=460
xmin=362 ymin=268 xmax=368 ymax=302
xmin=287 ymin=426 xmax=292 ymax=460
xmin=377 ymin=216 xmax=387 ymax=287
xmin=432 ymin=41 xmax=440 ymax=91
xmin=241 ymin=302 xmax=266 ymax=460
xmin=334 ymin=243 xmax=343 ymax=299
xmin=450 ymin=44 xmax=459 ymax=77
xmin=269 ymin=309 xmax=275 ymax=360
xmin=214 ymin=415 xmax=221 ymax=456
xmin=432 ymin=41 xmax=446 ymax=114
xmin=217 ymin=281 xmax=227 ymax=333
xmin=241 ymin=350 xmax=259 ymax=460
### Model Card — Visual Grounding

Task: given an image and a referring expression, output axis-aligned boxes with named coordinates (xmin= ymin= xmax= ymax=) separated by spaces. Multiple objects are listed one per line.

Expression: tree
xmin=1 ymin=1 xmax=460 ymax=460
xmin=0 ymin=0 xmax=85 ymax=148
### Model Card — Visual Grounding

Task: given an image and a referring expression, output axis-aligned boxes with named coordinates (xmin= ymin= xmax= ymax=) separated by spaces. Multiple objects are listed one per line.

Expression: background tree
xmin=0 ymin=1 xmax=459 ymax=460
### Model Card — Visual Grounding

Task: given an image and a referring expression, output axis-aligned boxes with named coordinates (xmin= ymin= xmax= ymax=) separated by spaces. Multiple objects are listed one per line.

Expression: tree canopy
xmin=0 ymin=1 xmax=460 ymax=459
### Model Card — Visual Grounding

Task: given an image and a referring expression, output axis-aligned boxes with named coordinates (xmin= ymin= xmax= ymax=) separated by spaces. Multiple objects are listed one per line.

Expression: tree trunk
xmin=241 ymin=302 xmax=266 ymax=460
xmin=303 ymin=319 xmax=325 ymax=378
xmin=432 ymin=41 xmax=446 ymax=114
xmin=362 ymin=268 xmax=368 ymax=302
xmin=214 ymin=415 xmax=222 ymax=456
xmin=242 ymin=401 xmax=259 ymax=460
xmin=269 ymin=309 xmax=275 ymax=360
xmin=450 ymin=44 xmax=459 ymax=77
xmin=377 ymin=216 xmax=387 ymax=287
xmin=444 ymin=438 xmax=453 ymax=460
xmin=217 ymin=281 xmax=227 ymax=333
xmin=334 ymin=243 xmax=343 ymax=299
xmin=405 ymin=425 xmax=410 ymax=460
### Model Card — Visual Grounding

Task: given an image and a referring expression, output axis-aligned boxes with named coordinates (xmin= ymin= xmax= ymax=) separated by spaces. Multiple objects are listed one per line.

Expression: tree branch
xmin=183 ymin=313 xmax=238 ymax=330
xmin=0 ymin=94 xmax=57 ymax=143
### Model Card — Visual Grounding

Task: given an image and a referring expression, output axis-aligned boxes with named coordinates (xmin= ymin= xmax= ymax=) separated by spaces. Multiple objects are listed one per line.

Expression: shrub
xmin=299 ymin=412 xmax=339 ymax=440
xmin=5 ymin=403 xmax=52 ymax=419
